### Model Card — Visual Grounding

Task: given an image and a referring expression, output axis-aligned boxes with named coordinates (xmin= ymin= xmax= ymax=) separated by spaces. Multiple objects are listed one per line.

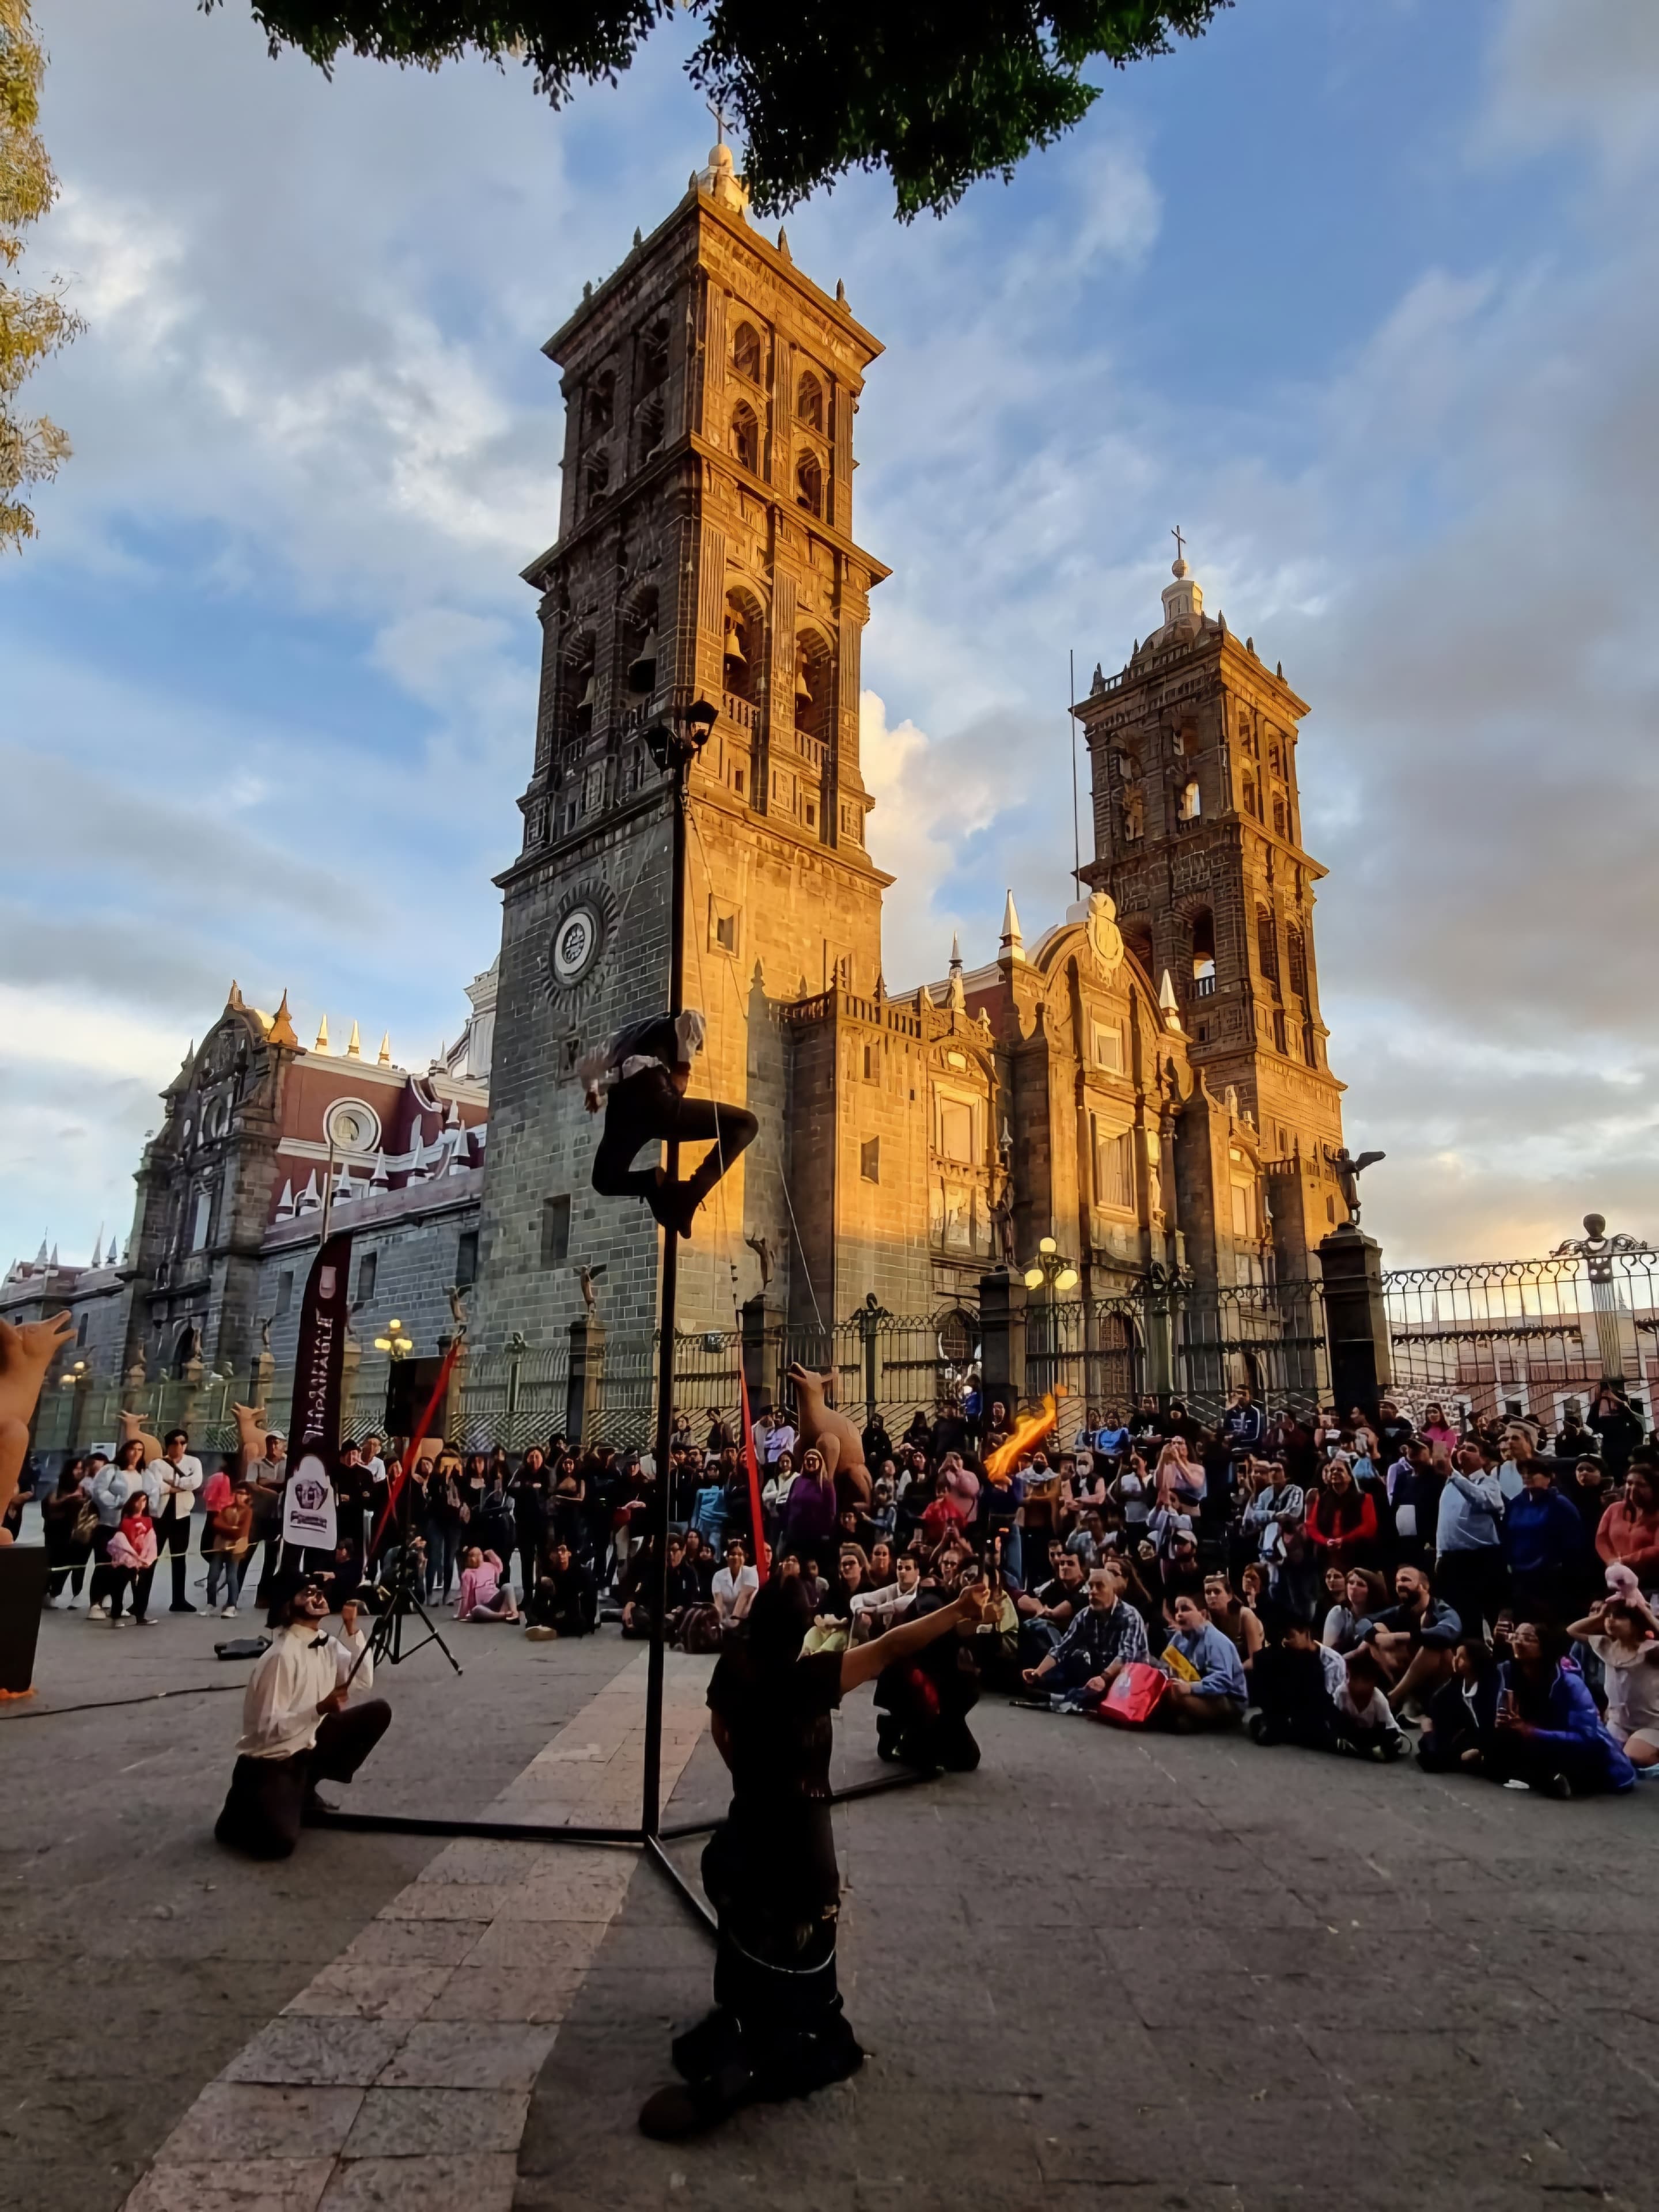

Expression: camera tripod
xmin=354 ymin=1545 xmax=462 ymax=1680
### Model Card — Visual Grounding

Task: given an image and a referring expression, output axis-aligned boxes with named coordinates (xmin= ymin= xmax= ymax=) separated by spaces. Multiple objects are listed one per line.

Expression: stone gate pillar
xmin=566 ymin=1315 xmax=606 ymax=1446
xmin=979 ymin=1268 xmax=1028 ymax=1414
xmin=1317 ymin=1224 xmax=1392 ymax=1418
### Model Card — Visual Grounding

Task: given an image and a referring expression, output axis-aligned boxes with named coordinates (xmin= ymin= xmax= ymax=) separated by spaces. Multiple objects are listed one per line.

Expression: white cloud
xmin=1482 ymin=0 xmax=1659 ymax=175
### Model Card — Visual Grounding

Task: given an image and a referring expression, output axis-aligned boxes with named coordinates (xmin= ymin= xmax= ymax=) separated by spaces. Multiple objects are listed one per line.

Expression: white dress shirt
xmin=146 ymin=1455 xmax=203 ymax=1514
xmin=236 ymin=1622 xmax=375 ymax=1760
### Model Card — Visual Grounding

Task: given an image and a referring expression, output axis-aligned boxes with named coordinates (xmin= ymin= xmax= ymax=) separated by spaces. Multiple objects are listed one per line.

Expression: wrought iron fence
xmin=1382 ymin=1243 xmax=1659 ymax=1430
xmin=1024 ymin=1281 xmax=1328 ymax=1426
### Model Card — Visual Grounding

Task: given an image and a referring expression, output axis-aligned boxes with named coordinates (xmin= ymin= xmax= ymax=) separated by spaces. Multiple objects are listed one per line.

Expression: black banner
xmin=289 ymin=1230 xmax=353 ymax=1457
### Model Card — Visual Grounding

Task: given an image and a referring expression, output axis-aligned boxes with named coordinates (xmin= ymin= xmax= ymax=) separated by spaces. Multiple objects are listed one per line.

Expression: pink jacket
xmin=109 ymin=1520 xmax=158 ymax=1570
xmin=454 ymin=1553 xmax=504 ymax=1620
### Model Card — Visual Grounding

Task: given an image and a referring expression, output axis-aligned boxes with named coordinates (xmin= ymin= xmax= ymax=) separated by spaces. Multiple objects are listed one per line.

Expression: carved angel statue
xmin=1330 ymin=1146 xmax=1385 ymax=1222
xmin=744 ymin=1232 xmax=775 ymax=1293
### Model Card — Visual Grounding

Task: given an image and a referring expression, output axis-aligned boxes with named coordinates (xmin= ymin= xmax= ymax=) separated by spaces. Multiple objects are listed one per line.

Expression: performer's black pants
xmin=592 ymin=1067 xmax=757 ymax=1210
xmin=214 ymin=1699 xmax=392 ymax=1859
xmin=153 ymin=1501 xmax=193 ymax=1607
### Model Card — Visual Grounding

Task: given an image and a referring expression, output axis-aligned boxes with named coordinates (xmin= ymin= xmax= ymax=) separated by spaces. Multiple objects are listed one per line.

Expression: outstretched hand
xmin=0 ymin=1311 xmax=75 ymax=1540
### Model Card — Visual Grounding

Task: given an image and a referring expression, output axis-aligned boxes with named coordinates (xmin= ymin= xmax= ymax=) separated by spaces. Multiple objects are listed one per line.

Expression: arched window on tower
xmin=1286 ymin=925 xmax=1308 ymax=1000
xmin=1256 ymin=904 xmax=1280 ymax=985
xmin=729 ymin=400 xmax=759 ymax=473
xmin=794 ymin=626 xmax=834 ymax=748
xmin=732 ymin=320 xmax=763 ymax=382
xmin=622 ymin=588 xmax=658 ymax=699
xmin=1178 ymin=777 xmax=1202 ymax=821
xmin=795 ymin=450 xmax=823 ymax=517
xmin=639 ymin=319 xmax=669 ymax=388
xmin=796 ymin=370 xmax=824 ymax=430
xmin=1191 ymin=908 xmax=1216 ymax=997
xmin=566 ymin=638 xmax=597 ymax=743
xmin=583 ymin=447 xmax=610 ymax=510
xmin=586 ymin=371 xmax=614 ymax=435
xmin=1241 ymin=773 xmax=1259 ymax=819
xmin=1272 ymin=794 xmax=1287 ymax=838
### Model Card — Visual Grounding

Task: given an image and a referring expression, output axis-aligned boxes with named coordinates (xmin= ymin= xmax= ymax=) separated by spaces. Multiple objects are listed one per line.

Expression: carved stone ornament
xmin=1085 ymin=889 xmax=1125 ymax=979
xmin=544 ymin=879 xmax=620 ymax=1011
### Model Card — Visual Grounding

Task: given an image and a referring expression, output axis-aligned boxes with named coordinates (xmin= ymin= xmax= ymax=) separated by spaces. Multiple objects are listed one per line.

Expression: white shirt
xmin=146 ymin=1454 xmax=203 ymax=1512
xmin=711 ymin=1564 xmax=759 ymax=1622
xmin=850 ymin=1581 xmax=920 ymax=1629
xmin=236 ymin=1622 xmax=375 ymax=1760
xmin=762 ymin=1422 xmax=796 ymax=1465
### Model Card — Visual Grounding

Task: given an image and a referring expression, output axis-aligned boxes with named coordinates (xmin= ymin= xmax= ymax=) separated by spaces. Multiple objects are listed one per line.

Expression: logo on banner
xmin=282 ymin=1452 xmax=338 ymax=1552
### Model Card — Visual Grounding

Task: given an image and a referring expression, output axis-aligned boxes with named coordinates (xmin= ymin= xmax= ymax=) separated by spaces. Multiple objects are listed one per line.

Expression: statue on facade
xmin=988 ymin=1180 xmax=1017 ymax=1270
xmin=1330 ymin=1146 xmax=1385 ymax=1225
xmin=1085 ymin=888 xmax=1124 ymax=977
xmin=577 ymin=1263 xmax=606 ymax=1317
xmin=744 ymin=1232 xmax=775 ymax=1294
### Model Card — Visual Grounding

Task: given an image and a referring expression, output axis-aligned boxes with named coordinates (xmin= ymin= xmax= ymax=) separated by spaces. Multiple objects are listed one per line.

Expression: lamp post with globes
xmin=1022 ymin=1238 xmax=1079 ymax=1403
xmin=638 ymin=691 xmax=718 ymax=1834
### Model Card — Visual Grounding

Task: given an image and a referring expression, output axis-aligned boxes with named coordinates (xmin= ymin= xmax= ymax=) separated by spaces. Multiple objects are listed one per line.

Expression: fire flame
xmin=983 ymin=1392 xmax=1062 ymax=1484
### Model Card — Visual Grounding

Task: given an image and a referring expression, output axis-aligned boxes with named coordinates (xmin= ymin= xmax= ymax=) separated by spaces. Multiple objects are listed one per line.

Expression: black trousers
xmin=153 ymin=1501 xmax=194 ymax=1607
xmin=1435 ymin=1547 xmax=1508 ymax=1638
xmin=215 ymin=1699 xmax=392 ymax=1859
xmin=592 ymin=1067 xmax=757 ymax=1212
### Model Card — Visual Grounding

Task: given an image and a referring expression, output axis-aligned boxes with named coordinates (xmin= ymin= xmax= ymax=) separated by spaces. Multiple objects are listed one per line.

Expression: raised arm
xmin=839 ymin=1587 xmax=991 ymax=1694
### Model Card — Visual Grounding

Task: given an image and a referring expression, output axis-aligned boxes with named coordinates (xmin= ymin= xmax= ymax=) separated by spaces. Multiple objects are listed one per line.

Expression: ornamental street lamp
xmin=374 ymin=1318 xmax=415 ymax=1361
xmin=1023 ymin=1237 xmax=1080 ymax=1296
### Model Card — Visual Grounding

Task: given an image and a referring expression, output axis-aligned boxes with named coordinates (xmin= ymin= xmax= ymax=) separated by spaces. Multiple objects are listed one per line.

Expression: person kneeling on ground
xmin=454 ymin=1545 xmax=520 ymax=1623
xmin=639 ymin=1572 xmax=999 ymax=2140
xmin=1484 ymin=1620 xmax=1636 ymax=1797
xmin=214 ymin=1575 xmax=389 ymax=1859
xmin=526 ymin=1540 xmax=597 ymax=1640
xmin=1154 ymin=1592 xmax=1248 ymax=1730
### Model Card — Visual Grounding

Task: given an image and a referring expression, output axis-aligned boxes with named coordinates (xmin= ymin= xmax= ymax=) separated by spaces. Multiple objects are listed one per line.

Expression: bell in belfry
xmin=627 ymin=624 xmax=658 ymax=695
xmin=723 ymin=612 xmax=747 ymax=665
xmin=574 ymin=670 xmax=596 ymax=730
xmin=794 ymin=654 xmax=813 ymax=707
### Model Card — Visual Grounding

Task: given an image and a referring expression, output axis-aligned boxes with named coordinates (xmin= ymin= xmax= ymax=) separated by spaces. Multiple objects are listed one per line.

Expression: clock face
xmin=553 ymin=905 xmax=600 ymax=984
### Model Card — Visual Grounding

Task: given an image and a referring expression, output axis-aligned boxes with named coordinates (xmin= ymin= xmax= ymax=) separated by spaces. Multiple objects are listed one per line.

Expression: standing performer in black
xmin=578 ymin=1008 xmax=756 ymax=1240
xmin=638 ymin=1573 xmax=997 ymax=2139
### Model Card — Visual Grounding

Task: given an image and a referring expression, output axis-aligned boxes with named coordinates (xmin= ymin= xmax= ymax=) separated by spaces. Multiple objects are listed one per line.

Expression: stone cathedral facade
xmin=7 ymin=142 xmax=1355 ymax=1388
xmin=467 ymin=142 xmax=1352 ymax=1350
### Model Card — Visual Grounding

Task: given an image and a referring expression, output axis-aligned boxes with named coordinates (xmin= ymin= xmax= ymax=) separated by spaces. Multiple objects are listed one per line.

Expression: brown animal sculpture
xmin=785 ymin=1362 xmax=872 ymax=1509
xmin=0 ymin=1311 xmax=76 ymax=1539
xmin=118 ymin=1406 xmax=164 ymax=1468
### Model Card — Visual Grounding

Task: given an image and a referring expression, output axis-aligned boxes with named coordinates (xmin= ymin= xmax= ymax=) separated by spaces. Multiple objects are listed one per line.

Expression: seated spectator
xmin=1203 ymin=1573 xmax=1263 ymax=1668
xmin=1019 ymin=1563 xmax=1149 ymax=1710
xmin=1151 ymin=1438 xmax=1205 ymax=1515
xmin=1332 ymin=1647 xmax=1409 ymax=1760
xmin=1249 ymin=1612 xmax=1342 ymax=1750
xmin=1152 ymin=1592 xmax=1247 ymax=1730
xmin=711 ymin=1538 xmax=760 ymax=1635
xmin=1323 ymin=1567 xmax=1387 ymax=1654
xmin=1416 ymin=1636 xmax=1501 ymax=1773
xmin=681 ymin=1529 xmax=716 ymax=1600
xmin=867 ymin=1537 xmax=896 ymax=1590
xmin=526 ymin=1540 xmax=597 ymax=1639
xmin=690 ymin=1470 xmax=730 ymax=1552
xmin=454 ymin=1546 xmax=520 ymax=1623
xmin=1014 ymin=1549 xmax=1088 ymax=1662
xmin=1567 ymin=1593 xmax=1659 ymax=1771
xmin=1158 ymin=1527 xmax=1205 ymax=1612
xmin=1359 ymin=1563 xmax=1461 ymax=1717
xmin=1065 ymin=1509 xmax=1109 ymax=1570
xmin=1110 ymin=1453 xmax=1152 ymax=1545
xmin=1093 ymin=1407 xmax=1132 ymax=1466
xmin=1240 ymin=1456 xmax=1305 ymax=1566
xmin=1486 ymin=1622 xmax=1635 ymax=1796
xmin=850 ymin=1551 xmax=924 ymax=1635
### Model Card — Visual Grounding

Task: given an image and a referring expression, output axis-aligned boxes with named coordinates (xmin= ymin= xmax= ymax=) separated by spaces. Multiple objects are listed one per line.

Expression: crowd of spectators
xmin=18 ymin=1379 xmax=1659 ymax=1798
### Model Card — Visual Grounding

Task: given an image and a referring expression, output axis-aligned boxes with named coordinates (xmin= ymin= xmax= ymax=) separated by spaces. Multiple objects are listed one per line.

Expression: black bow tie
xmin=309 ymin=1634 xmax=330 ymax=1649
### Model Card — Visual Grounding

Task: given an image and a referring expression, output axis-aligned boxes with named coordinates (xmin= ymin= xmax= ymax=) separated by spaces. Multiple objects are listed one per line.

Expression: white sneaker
xmin=86 ymin=1603 xmax=107 ymax=1619
xmin=112 ymin=1615 xmax=131 ymax=1628
xmin=135 ymin=1614 xmax=157 ymax=1627
xmin=221 ymin=1605 xmax=237 ymax=1619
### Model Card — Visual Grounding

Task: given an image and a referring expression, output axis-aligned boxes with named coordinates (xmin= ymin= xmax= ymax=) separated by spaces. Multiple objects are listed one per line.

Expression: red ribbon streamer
xmin=738 ymin=1363 xmax=771 ymax=1579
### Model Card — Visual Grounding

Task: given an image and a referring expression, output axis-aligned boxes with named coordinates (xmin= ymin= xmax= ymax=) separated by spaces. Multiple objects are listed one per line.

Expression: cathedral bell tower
xmin=471 ymin=137 xmax=891 ymax=1344
xmin=1074 ymin=550 xmax=1347 ymax=1270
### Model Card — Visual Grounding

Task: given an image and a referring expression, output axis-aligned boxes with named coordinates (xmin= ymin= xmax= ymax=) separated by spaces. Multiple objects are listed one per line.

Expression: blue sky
xmin=5 ymin=0 xmax=1659 ymax=1272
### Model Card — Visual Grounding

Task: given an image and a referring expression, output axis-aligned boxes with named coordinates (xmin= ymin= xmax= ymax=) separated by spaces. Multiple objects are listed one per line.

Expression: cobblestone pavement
xmin=7 ymin=1580 xmax=1658 ymax=2212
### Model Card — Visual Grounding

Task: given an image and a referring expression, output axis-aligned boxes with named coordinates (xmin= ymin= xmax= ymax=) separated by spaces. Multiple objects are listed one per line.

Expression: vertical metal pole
xmin=641 ymin=757 xmax=688 ymax=1839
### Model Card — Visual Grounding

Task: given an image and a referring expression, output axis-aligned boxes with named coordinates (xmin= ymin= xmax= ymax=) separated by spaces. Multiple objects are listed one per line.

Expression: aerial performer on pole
xmin=578 ymin=1007 xmax=757 ymax=1240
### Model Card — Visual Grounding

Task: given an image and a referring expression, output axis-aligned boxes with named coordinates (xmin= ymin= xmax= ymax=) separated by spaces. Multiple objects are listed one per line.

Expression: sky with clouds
xmin=3 ymin=0 xmax=1658 ymax=1274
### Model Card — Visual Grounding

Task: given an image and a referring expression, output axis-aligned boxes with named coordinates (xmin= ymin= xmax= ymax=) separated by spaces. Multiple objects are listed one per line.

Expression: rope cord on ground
xmin=5 ymin=1679 xmax=251 ymax=1720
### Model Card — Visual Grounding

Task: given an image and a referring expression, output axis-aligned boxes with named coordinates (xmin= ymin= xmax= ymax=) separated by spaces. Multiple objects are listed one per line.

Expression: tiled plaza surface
xmin=6 ymin=1596 xmax=1656 ymax=2212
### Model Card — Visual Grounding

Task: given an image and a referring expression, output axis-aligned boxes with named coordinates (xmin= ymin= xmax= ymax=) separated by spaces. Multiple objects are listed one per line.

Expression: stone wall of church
xmin=257 ymin=1191 xmax=483 ymax=1373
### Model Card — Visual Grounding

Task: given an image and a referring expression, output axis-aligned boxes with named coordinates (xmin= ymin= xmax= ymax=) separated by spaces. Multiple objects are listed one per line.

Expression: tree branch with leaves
xmin=206 ymin=1 xmax=1230 ymax=218
xmin=1 ymin=0 xmax=81 ymax=550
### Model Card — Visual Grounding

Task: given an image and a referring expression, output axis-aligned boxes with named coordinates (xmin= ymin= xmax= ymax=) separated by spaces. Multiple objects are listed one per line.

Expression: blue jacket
xmin=1498 ymin=1657 xmax=1635 ymax=1791
xmin=1503 ymin=1486 xmax=1588 ymax=1578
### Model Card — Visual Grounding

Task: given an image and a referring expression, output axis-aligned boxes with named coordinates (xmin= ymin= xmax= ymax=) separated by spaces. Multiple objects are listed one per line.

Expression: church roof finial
xmin=346 ymin=1019 xmax=362 ymax=1060
xmin=268 ymin=991 xmax=299 ymax=1050
xmin=378 ymin=1031 xmax=392 ymax=1066
xmin=1160 ymin=531 xmax=1204 ymax=635
xmin=697 ymin=100 xmax=750 ymax=215
xmin=314 ymin=1013 xmax=329 ymax=1054
xmin=999 ymin=891 xmax=1025 ymax=961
